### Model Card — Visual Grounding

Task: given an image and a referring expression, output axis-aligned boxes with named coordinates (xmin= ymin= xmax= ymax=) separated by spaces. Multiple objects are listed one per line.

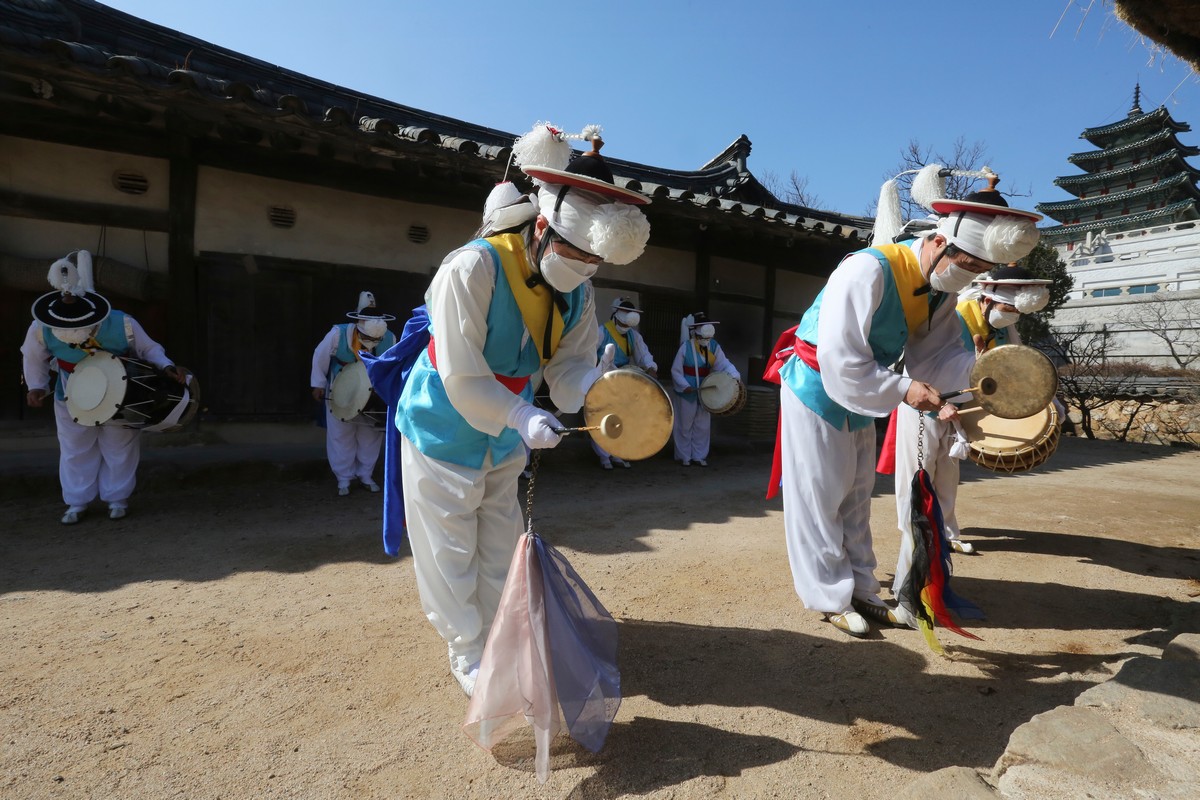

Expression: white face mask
xmin=614 ymin=311 xmax=640 ymax=329
xmin=52 ymin=326 xmax=95 ymax=344
xmin=356 ymin=319 xmax=388 ymax=340
xmin=696 ymin=324 xmax=715 ymax=339
xmin=988 ymin=308 xmax=1020 ymax=329
xmin=929 ymin=260 xmax=978 ymax=294
xmin=539 ymin=251 xmax=596 ymax=293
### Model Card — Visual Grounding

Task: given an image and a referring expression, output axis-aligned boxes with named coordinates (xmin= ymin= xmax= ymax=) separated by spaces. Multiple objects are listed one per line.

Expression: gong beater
xmin=581 ymin=367 xmax=673 ymax=460
xmin=940 ymin=344 xmax=1058 ymax=420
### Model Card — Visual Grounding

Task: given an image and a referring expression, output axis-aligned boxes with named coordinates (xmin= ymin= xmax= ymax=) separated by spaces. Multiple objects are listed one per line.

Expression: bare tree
xmin=1042 ymin=322 xmax=1142 ymax=439
xmin=759 ymin=169 xmax=823 ymax=210
xmin=1115 ymin=293 xmax=1200 ymax=369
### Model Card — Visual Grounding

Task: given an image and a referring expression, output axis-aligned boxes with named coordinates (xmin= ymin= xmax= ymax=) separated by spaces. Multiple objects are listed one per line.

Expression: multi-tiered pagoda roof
xmin=1037 ymin=87 xmax=1200 ymax=245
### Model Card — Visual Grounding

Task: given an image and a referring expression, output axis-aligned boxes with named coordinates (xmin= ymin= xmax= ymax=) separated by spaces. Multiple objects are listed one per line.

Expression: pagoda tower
xmin=1038 ymin=85 xmax=1200 ymax=251
xmin=1040 ymin=87 xmax=1200 ymax=366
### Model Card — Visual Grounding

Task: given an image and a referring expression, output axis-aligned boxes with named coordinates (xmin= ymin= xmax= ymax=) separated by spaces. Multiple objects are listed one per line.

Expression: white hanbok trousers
xmin=54 ymin=399 xmax=140 ymax=511
xmin=892 ymin=404 xmax=961 ymax=596
xmin=324 ymin=405 xmax=384 ymax=487
xmin=400 ymin=435 xmax=525 ymax=672
xmin=780 ymin=383 xmax=881 ymax=613
xmin=672 ymin=397 xmax=711 ymax=462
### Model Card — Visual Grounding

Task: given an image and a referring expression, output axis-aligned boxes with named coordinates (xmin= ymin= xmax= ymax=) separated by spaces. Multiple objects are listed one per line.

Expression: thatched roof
xmin=1115 ymin=0 xmax=1200 ymax=73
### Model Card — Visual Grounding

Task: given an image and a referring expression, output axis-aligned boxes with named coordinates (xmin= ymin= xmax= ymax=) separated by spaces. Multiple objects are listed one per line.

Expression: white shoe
xmin=826 ymin=609 xmax=869 ymax=638
xmin=337 ymin=485 xmax=350 ymax=497
xmin=61 ymin=510 xmax=81 ymax=525
xmin=891 ymin=604 xmax=919 ymax=630
xmin=619 ymin=459 xmax=631 ymax=469
xmin=601 ymin=461 xmax=613 ymax=470
xmin=108 ymin=507 xmax=127 ymax=520
xmin=696 ymin=459 xmax=708 ymax=467
xmin=362 ymin=481 xmax=381 ymax=493
xmin=681 ymin=460 xmax=691 ymax=467
xmin=450 ymin=661 xmax=480 ymax=698
xmin=950 ymin=540 xmax=976 ymax=555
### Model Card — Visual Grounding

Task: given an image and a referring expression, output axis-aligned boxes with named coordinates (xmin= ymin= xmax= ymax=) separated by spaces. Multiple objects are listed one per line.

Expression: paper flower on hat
xmin=588 ymin=203 xmax=651 ymax=265
xmin=981 ymin=217 xmax=1041 ymax=264
xmin=512 ymin=122 xmax=573 ymax=172
xmin=482 ymin=181 xmax=538 ymax=233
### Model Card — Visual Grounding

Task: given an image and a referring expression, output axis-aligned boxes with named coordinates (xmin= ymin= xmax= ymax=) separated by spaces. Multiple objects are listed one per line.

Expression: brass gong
xmin=582 ymin=368 xmax=673 ymax=460
xmin=967 ymin=345 xmax=1058 ymax=420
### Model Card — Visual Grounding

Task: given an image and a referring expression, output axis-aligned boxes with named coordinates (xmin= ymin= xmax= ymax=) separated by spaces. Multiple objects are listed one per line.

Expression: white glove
xmin=506 ymin=403 xmax=563 ymax=450
xmin=580 ymin=343 xmax=617 ymax=396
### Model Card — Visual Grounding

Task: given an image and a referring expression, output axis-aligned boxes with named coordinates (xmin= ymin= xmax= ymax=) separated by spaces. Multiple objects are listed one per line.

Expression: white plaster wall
xmin=0 ymin=216 xmax=170 ymax=273
xmin=194 ymin=167 xmax=476 ymax=274
xmin=774 ymin=269 xmax=825 ymax=317
xmin=594 ymin=243 xmax=692 ymax=292
xmin=0 ymin=135 xmax=168 ymax=209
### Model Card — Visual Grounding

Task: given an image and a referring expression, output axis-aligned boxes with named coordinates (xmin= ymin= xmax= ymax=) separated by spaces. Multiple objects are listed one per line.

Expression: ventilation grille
xmin=268 ymin=206 xmax=297 ymax=228
xmin=112 ymin=171 xmax=149 ymax=195
xmin=407 ymin=224 xmax=431 ymax=244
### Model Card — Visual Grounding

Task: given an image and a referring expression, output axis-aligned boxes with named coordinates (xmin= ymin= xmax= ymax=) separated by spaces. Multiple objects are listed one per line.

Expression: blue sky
xmin=99 ymin=0 xmax=1199 ymax=218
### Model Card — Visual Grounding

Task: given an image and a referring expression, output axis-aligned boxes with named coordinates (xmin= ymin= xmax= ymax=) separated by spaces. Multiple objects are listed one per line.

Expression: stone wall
xmin=1065 ymin=397 xmax=1200 ymax=445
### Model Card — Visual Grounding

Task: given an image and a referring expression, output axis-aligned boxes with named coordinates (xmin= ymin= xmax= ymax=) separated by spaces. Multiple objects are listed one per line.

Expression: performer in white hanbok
xmin=888 ymin=263 xmax=1050 ymax=610
xmin=396 ymin=123 xmax=650 ymax=697
xmin=670 ymin=312 xmax=739 ymax=466
xmin=592 ymin=296 xmax=657 ymax=469
xmin=21 ymin=250 xmax=189 ymax=524
xmin=311 ymin=292 xmax=397 ymax=495
xmin=775 ymin=187 xmax=1041 ymax=638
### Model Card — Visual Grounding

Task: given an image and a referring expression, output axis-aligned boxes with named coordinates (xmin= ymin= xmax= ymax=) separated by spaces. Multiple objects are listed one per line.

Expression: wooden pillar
xmin=167 ymin=132 xmax=199 ymax=369
xmin=762 ymin=264 xmax=777 ymax=355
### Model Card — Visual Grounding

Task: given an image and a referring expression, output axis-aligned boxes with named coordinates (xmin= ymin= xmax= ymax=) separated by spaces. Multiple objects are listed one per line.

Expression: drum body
xmin=65 ymin=351 xmax=198 ymax=431
xmin=328 ymin=361 xmax=386 ymax=427
xmin=958 ymin=400 xmax=1061 ymax=474
xmin=699 ymin=371 xmax=746 ymax=416
xmin=583 ymin=368 xmax=673 ymax=461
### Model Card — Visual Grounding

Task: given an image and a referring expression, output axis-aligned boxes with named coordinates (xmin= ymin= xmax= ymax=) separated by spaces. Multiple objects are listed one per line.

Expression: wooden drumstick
xmin=939 ymin=377 xmax=997 ymax=402
xmin=554 ymin=413 xmax=623 ymax=439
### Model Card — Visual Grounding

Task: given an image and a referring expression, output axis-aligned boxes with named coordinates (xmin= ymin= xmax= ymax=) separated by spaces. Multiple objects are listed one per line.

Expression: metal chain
xmin=523 ymin=450 xmax=541 ymax=533
xmin=917 ymin=412 xmax=926 ymax=471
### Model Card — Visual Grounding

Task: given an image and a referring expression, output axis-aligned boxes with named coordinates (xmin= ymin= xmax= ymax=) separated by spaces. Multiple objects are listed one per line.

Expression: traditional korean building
xmin=1036 ymin=87 xmax=1200 ymax=364
xmin=0 ymin=0 xmax=872 ymax=424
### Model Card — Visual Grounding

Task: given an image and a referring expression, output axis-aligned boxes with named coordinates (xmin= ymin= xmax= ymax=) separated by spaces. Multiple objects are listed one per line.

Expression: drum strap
xmin=426 ymin=336 xmax=530 ymax=395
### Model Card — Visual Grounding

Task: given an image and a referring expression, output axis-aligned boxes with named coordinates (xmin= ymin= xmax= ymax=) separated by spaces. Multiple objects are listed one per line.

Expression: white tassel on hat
xmin=872 ymin=179 xmax=903 ymax=247
xmin=909 ymin=164 xmax=947 ymax=211
xmin=47 ymin=250 xmax=96 ymax=296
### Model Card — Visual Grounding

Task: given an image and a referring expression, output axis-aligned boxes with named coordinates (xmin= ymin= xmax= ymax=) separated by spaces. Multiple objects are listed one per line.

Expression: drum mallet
xmin=938 ymin=377 xmax=997 ymax=402
xmin=553 ymin=413 xmax=623 ymax=439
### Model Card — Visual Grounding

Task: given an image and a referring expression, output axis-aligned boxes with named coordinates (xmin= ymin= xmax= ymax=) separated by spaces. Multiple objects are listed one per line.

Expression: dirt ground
xmin=2 ymin=433 xmax=1198 ymax=800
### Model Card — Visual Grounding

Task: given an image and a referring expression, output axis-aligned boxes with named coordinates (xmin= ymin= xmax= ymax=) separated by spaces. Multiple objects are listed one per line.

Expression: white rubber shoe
xmin=451 ymin=661 xmax=480 ymax=698
xmin=826 ymin=609 xmax=869 ymax=638
xmin=108 ymin=507 xmax=127 ymax=520
xmin=950 ymin=540 xmax=976 ymax=555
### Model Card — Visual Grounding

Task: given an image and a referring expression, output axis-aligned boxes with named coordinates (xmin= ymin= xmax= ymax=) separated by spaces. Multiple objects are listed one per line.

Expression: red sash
xmin=766 ymin=330 xmax=818 ymax=500
xmin=427 ymin=336 xmax=530 ymax=395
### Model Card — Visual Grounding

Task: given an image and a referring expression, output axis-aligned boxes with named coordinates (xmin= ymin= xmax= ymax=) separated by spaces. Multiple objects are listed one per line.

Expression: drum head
xmin=65 ymin=351 xmax=128 ymax=426
xmin=699 ymin=372 xmax=736 ymax=413
xmin=329 ymin=361 xmax=373 ymax=422
xmin=970 ymin=345 xmax=1058 ymax=420
xmin=583 ymin=368 xmax=673 ymax=461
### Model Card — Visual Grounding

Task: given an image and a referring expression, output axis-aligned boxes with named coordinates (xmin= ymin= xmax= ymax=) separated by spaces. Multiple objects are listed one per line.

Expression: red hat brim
xmin=929 ymin=198 xmax=1042 ymax=222
xmin=522 ymin=166 xmax=651 ymax=205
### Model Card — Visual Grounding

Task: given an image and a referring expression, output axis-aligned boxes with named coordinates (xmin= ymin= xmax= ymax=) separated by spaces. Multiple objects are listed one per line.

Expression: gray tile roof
xmin=0 ymin=0 xmax=872 ymax=243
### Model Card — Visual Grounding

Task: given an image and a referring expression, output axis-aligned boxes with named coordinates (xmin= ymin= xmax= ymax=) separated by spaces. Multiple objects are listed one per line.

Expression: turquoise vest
xmin=598 ymin=322 xmax=635 ymax=368
xmin=42 ymin=312 xmax=130 ymax=400
xmin=781 ymin=247 xmax=947 ymax=431
xmin=675 ymin=339 xmax=719 ymax=403
xmin=330 ymin=322 xmax=397 ymax=384
xmin=397 ymin=239 xmax=588 ymax=469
